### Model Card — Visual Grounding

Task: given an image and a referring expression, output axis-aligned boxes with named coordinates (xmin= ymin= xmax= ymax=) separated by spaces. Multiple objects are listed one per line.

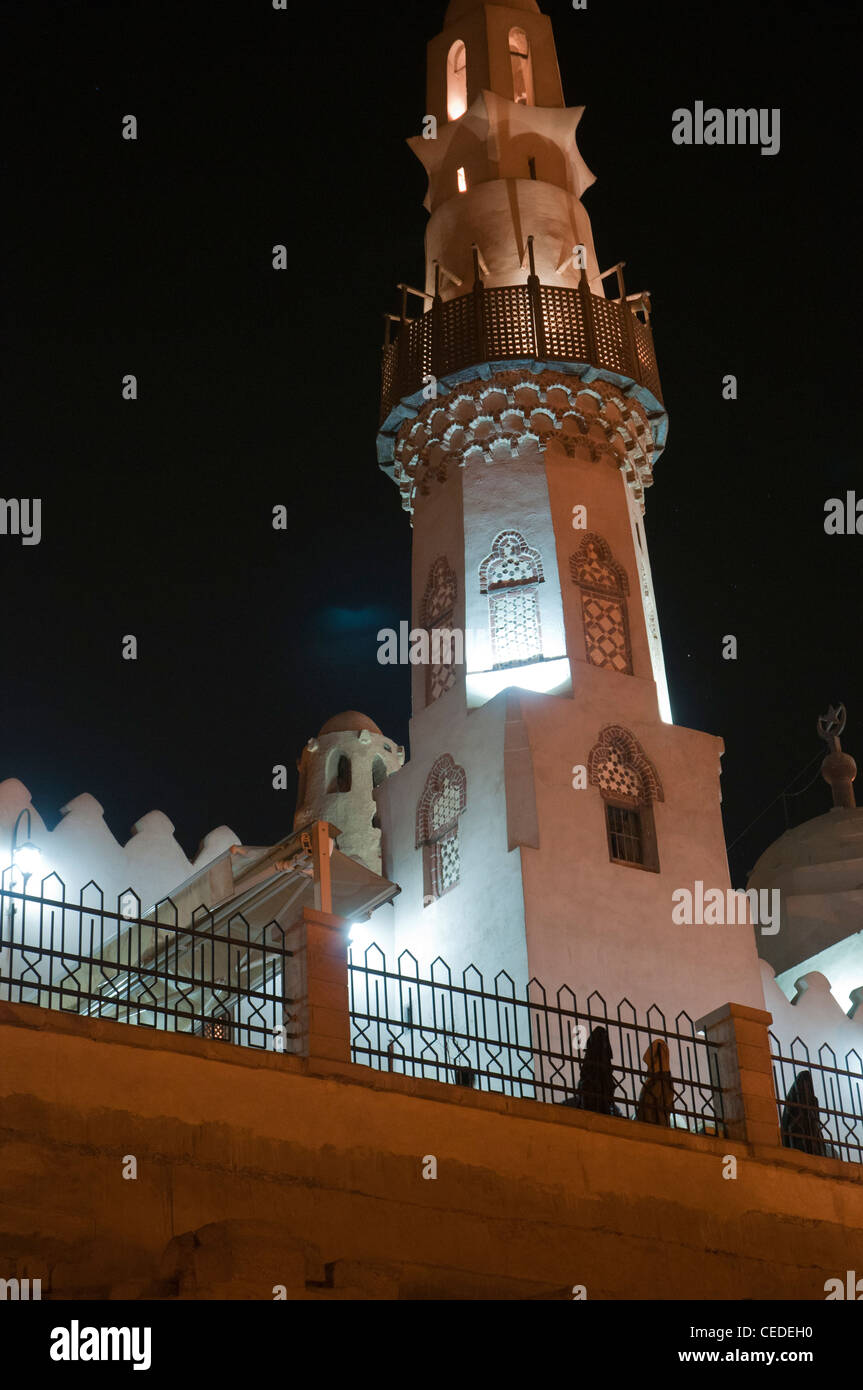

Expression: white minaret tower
xmin=373 ymin=0 xmax=765 ymax=1024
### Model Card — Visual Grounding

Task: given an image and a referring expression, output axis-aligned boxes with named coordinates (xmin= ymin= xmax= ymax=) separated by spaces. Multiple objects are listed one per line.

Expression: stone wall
xmin=1 ymin=1000 xmax=861 ymax=1301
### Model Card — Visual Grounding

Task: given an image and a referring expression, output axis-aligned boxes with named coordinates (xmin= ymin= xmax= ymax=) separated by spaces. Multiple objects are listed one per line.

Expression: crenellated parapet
xmin=0 ymin=778 xmax=237 ymax=909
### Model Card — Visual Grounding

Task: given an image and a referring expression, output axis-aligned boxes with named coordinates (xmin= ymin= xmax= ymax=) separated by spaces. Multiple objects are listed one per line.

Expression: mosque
xmin=1 ymin=0 xmax=861 ymax=1304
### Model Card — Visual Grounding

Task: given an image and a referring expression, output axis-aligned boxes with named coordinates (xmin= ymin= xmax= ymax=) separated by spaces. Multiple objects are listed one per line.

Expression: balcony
xmin=379 ymin=274 xmax=663 ymax=432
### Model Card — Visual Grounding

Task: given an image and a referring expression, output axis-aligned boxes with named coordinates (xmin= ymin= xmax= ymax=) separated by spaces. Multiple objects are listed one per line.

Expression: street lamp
xmin=3 ymin=810 xmax=42 ymax=994
xmin=10 ymin=808 xmax=42 ymax=889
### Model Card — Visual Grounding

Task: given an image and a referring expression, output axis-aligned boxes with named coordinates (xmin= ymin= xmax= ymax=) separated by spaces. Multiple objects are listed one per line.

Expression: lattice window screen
xmin=489 ymin=587 xmax=542 ymax=665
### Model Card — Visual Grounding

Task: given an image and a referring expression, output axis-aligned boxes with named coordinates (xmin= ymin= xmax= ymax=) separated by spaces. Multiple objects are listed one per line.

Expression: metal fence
xmin=349 ymin=945 xmax=725 ymax=1135
xmin=770 ymin=1033 xmax=863 ymax=1165
xmin=9 ymin=875 xmax=863 ymax=1164
xmin=0 ymin=872 xmax=289 ymax=1050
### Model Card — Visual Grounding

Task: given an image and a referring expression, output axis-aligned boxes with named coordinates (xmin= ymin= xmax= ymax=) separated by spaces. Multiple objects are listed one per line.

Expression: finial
xmin=817 ymin=703 xmax=846 ymax=752
xmin=818 ymin=703 xmax=856 ymax=809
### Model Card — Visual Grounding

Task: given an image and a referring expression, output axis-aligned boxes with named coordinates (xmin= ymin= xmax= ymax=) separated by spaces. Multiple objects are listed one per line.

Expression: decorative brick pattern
xmin=588 ymin=725 xmax=664 ymax=808
xmin=435 ymin=828 xmax=460 ymax=896
xmin=422 ymin=557 xmax=457 ymax=625
xmin=416 ymin=754 xmax=467 ymax=847
xmin=417 ymin=754 xmax=467 ymax=901
xmin=571 ymin=533 xmax=632 ymax=675
xmin=422 ymin=557 xmax=458 ymax=705
xmin=479 ymin=531 xmax=544 ymax=594
xmin=582 ymin=595 xmax=630 ymax=672
xmin=595 ymin=745 xmax=644 ymax=802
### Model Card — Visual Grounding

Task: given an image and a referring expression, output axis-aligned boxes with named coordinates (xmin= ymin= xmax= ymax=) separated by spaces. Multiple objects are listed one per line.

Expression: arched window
xmin=328 ymin=753 xmax=352 ymax=794
xmin=422 ymin=556 xmax=458 ymax=705
xmin=571 ymin=533 xmax=633 ymax=675
xmin=371 ymin=756 xmax=387 ymax=789
xmin=416 ymin=754 xmax=467 ymax=902
xmin=588 ymin=726 xmax=663 ymax=872
xmin=479 ymin=530 xmax=544 ymax=668
xmin=447 ymin=40 xmax=467 ymax=121
xmin=509 ymin=27 xmax=534 ymax=106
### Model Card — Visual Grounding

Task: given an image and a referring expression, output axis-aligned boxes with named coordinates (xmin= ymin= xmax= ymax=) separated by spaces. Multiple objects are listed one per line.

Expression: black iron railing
xmin=11 ymin=877 xmax=862 ymax=1163
xmin=380 ymin=276 xmax=663 ymax=427
xmin=0 ymin=873 xmax=289 ymax=1050
xmin=348 ymin=945 xmax=724 ymax=1135
xmin=770 ymin=1033 xmax=863 ymax=1165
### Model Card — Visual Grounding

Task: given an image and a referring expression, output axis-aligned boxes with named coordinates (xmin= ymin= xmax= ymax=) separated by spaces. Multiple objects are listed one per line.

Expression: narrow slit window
xmin=336 ymin=755 xmax=352 ymax=793
xmin=457 ymin=166 xmax=468 ymax=193
xmin=447 ymin=40 xmax=467 ymax=121
xmin=509 ymin=27 xmax=534 ymax=106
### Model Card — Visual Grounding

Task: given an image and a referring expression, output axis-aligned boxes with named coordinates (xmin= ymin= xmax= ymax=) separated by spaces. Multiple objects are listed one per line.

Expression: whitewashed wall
xmin=0 ymin=777 xmax=236 ymax=911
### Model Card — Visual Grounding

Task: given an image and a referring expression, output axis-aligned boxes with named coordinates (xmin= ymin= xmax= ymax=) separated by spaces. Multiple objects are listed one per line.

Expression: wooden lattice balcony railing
xmin=379 ymin=275 xmax=663 ymax=427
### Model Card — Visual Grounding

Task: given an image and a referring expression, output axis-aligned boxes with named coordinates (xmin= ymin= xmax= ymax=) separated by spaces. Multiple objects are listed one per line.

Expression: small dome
xmin=318 ymin=711 xmax=384 ymax=738
xmin=749 ymin=806 xmax=863 ymax=975
xmin=445 ymin=0 xmax=539 ymax=22
xmin=749 ymin=807 xmax=863 ymax=878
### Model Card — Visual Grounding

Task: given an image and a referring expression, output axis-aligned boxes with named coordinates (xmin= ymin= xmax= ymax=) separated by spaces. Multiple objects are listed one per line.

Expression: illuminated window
xmin=447 ymin=40 xmax=467 ymax=120
xmin=457 ymin=166 xmax=468 ymax=193
xmin=479 ymin=531 xmax=544 ymax=668
xmin=509 ymin=27 xmax=534 ymax=106
xmin=202 ymin=1013 xmax=233 ymax=1043
xmin=416 ymin=754 xmax=467 ymax=902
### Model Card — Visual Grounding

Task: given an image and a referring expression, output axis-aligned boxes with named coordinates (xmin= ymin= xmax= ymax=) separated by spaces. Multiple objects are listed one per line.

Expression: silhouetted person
xmin=636 ymin=1038 xmax=675 ymax=1126
xmin=561 ymin=1026 xmax=620 ymax=1114
xmin=780 ymin=1071 xmax=827 ymax=1156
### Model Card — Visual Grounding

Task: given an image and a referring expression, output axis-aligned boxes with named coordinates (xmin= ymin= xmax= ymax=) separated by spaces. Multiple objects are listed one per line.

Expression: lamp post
xmin=5 ymin=809 xmax=42 ymax=968
xmin=11 ymin=807 xmax=42 ymax=888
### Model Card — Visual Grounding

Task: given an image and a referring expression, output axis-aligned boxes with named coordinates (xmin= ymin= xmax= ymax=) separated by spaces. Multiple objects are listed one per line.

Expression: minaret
xmin=373 ymin=0 xmax=765 ymax=1022
xmin=379 ymin=0 xmax=671 ymax=723
xmin=294 ymin=712 xmax=404 ymax=875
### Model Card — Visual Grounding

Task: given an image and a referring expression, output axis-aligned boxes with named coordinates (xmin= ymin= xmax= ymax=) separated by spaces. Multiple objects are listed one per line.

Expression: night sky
xmin=1 ymin=0 xmax=857 ymax=888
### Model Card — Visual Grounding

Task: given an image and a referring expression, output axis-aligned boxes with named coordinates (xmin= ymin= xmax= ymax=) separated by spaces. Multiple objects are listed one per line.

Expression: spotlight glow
xmin=467 ymin=657 xmax=571 ymax=704
xmin=13 ymin=843 xmax=42 ymax=879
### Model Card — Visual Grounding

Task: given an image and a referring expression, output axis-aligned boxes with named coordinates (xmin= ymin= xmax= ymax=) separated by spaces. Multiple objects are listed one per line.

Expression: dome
xmin=749 ymin=807 xmax=863 ymax=879
xmin=749 ymin=807 xmax=863 ymax=975
xmin=317 ymin=711 xmax=384 ymax=739
xmin=445 ymin=0 xmax=539 ymax=22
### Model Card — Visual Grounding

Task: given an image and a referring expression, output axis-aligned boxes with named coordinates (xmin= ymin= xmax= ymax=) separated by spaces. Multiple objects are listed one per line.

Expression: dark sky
xmin=1 ymin=0 xmax=858 ymax=886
